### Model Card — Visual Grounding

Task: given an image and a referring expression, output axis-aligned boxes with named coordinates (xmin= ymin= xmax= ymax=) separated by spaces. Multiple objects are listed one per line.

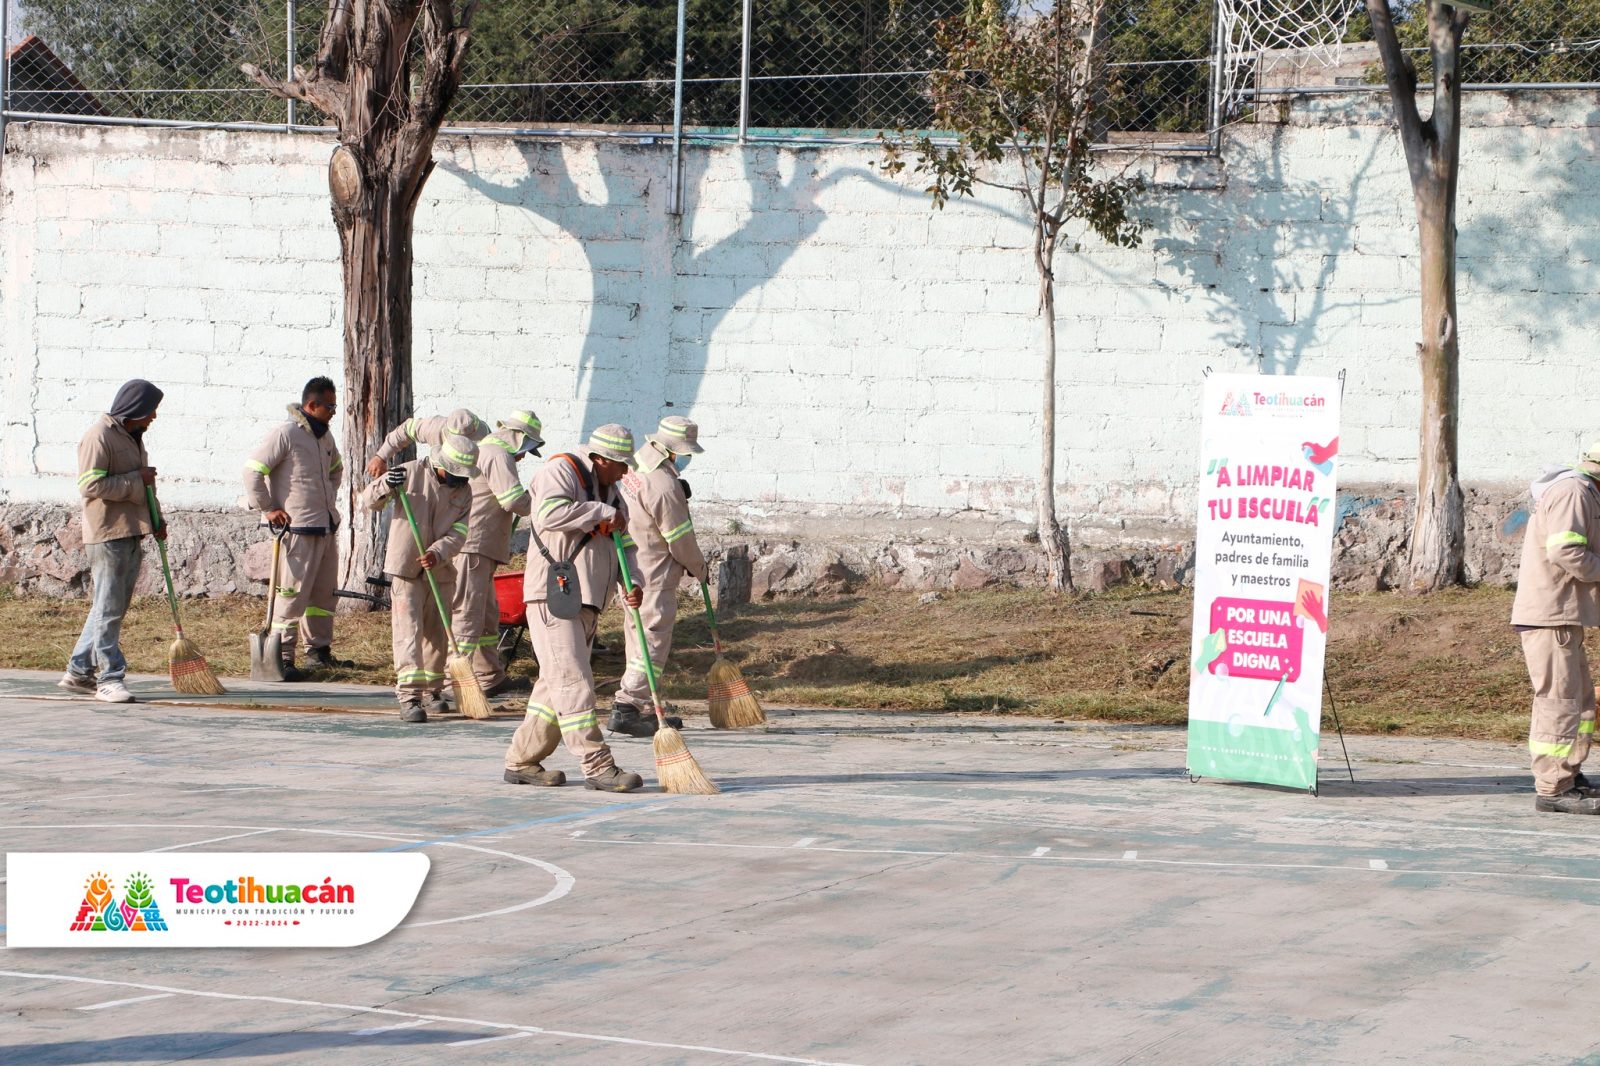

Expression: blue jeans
xmin=67 ymin=536 xmax=144 ymax=684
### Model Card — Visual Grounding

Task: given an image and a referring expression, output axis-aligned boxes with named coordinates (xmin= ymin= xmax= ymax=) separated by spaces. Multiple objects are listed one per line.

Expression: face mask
xmin=674 ymin=454 xmax=692 ymax=472
xmin=444 ymin=473 xmax=470 ymax=489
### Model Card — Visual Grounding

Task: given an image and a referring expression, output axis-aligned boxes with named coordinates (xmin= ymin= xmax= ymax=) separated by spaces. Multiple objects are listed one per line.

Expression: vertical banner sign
xmin=1186 ymin=374 xmax=1341 ymax=790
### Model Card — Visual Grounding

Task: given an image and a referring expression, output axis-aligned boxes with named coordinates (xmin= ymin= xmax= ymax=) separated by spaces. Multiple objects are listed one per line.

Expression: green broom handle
xmin=613 ymin=532 xmax=665 ymax=715
xmin=699 ymin=580 xmax=724 ymax=655
xmin=145 ymin=486 xmax=184 ymax=635
xmin=395 ymin=486 xmax=458 ymax=645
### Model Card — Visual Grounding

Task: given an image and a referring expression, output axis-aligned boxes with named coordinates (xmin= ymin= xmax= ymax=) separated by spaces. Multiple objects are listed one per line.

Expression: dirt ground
xmin=0 ymin=581 xmax=1543 ymax=740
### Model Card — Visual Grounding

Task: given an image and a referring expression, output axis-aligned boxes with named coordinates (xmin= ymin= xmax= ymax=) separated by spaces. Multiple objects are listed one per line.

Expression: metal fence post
xmin=286 ymin=0 xmax=298 ymax=129
xmin=738 ymin=0 xmax=753 ymax=144
xmin=669 ymin=0 xmax=686 ymax=215
xmin=1 ymin=0 xmax=11 ymax=156
xmin=1206 ymin=0 xmax=1225 ymax=154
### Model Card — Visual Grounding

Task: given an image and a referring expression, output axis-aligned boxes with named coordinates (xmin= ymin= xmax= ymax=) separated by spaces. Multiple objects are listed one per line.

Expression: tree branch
xmin=1366 ymin=0 xmax=1428 ymax=184
xmin=393 ymin=0 xmax=477 ymax=194
xmin=240 ymin=61 xmax=348 ymax=119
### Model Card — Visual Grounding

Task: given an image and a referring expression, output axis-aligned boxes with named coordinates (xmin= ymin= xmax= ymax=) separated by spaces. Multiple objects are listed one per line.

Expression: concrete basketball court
xmin=3 ymin=669 xmax=1600 ymax=1064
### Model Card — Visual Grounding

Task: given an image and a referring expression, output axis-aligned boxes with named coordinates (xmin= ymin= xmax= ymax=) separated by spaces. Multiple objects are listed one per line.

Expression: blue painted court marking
xmin=380 ymin=800 xmax=673 ymax=851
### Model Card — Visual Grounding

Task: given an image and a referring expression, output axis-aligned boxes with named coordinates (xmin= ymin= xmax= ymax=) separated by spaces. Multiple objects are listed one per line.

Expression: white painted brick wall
xmin=1 ymin=97 xmax=1595 ymax=532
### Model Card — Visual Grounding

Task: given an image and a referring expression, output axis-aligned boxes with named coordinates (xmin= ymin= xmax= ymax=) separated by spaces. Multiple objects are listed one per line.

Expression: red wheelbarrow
xmin=494 ymin=571 xmax=529 ymax=667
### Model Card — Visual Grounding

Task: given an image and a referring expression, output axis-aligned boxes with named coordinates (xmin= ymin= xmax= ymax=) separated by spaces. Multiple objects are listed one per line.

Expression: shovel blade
xmin=249 ymin=630 xmax=288 ymax=682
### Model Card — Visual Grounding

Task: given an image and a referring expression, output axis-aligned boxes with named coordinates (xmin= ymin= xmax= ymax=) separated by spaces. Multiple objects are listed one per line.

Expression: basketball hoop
xmin=1214 ymin=0 xmax=1365 ymax=119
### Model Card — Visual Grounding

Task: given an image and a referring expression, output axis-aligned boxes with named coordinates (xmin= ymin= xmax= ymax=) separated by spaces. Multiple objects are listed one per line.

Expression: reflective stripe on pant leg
xmin=504 ymin=621 xmax=565 ymax=771
xmin=1524 ymin=626 xmax=1588 ymax=795
xmin=273 ymin=532 xmax=321 ymax=664
xmin=539 ymin=605 xmax=614 ymax=777
xmin=300 ymin=536 xmax=338 ymax=653
xmin=392 ymin=576 xmax=431 ymax=700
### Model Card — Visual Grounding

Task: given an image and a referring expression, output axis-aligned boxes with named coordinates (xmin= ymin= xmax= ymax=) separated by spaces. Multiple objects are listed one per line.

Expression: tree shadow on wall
xmin=1143 ymin=124 xmax=1391 ymax=376
xmin=440 ymin=142 xmax=921 ymax=441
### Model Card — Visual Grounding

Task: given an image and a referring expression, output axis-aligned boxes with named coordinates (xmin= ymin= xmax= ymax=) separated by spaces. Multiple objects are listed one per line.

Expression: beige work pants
xmin=392 ymin=569 xmax=455 ymax=701
xmin=618 ymin=585 xmax=679 ymax=710
xmin=271 ymin=532 xmax=338 ymax=662
xmin=451 ymin=553 xmax=504 ymax=688
xmin=504 ymin=604 xmax=615 ymax=778
xmin=1522 ymin=625 xmax=1597 ymax=796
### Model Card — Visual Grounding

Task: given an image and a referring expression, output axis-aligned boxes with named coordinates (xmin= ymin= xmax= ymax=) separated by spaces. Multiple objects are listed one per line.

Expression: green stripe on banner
xmin=1185 ymin=718 xmax=1318 ymax=791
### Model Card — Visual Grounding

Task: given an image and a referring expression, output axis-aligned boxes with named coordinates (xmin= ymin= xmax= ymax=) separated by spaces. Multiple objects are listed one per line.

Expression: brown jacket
xmin=1512 ymin=471 xmax=1600 ymax=627
xmin=243 ymin=405 xmax=343 ymax=533
xmin=522 ymin=452 xmax=639 ymax=609
xmin=619 ymin=461 xmax=706 ymax=593
xmin=360 ymin=459 xmax=471 ymax=580
xmin=77 ymin=414 xmax=152 ymax=544
xmin=377 ymin=417 xmax=529 ymax=562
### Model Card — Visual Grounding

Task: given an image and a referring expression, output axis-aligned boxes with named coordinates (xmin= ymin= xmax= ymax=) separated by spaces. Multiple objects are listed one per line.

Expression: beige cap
xmin=499 ymin=409 xmax=545 ymax=451
xmin=585 ymin=423 xmax=637 ymax=468
xmin=647 ymin=415 xmax=704 ymax=455
xmin=445 ymin=408 xmax=489 ymax=442
xmin=431 ymin=431 xmax=480 ymax=478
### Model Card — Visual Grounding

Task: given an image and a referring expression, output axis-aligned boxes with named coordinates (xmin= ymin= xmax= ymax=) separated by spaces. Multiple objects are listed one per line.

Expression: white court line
xmin=572 ymin=836 xmax=1600 ymax=885
xmin=571 ymin=830 xmax=587 ymax=838
xmin=151 ymin=829 xmax=278 ymax=852
xmin=448 ymin=1032 xmax=534 ymax=1047
xmin=793 ymin=837 xmax=817 ymax=848
xmin=1031 ymin=847 xmax=1051 ymax=857
xmin=1369 ymin=859 xmax=1389 ymax=870
xmin=1123 ymin=851 xmax=1138 ymax=860
xmin=0 ymin=823 xmax=575 ymax=930
xmin=181 ymin=786 xmax=277 ymax=795
xmin=0 ymin=971 xmax=866 ymax=1066
xmin=355 ymin=1018 xmax=432 ymax=1037
xmin=1279 ymin=815 xmax=1600 ymax=843
xmin=76 ymin=993 xmax=175 ymax=1011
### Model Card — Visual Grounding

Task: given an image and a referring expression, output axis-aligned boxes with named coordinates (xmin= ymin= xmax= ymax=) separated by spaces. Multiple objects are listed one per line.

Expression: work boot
xmin=279 ymin=660 xmax=309 ymax=683
xmin=398 ymin=699 xmax=427 ymax=724
xmin=1574 ymin=771 xmax=1600 ymax=798
xmin=423 ymin=691 xmax=450 ymax=714
xmin=503 ymin=765 xmax=567 ymax=787
xmin=306 ymin=646 xmax=355 ymax=670
xmin=585 ymin=766 xmax=644 ymax=793
xmin=608 ymin=702 xmax=682 ymax=737
xmin=1535 ymin=789 xmax=1600 ymax=815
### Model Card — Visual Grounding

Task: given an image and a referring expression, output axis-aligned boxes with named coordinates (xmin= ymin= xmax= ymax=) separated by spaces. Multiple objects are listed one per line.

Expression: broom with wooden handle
xmin=701 ymin=580 xmax=764 ymax=728
xmin=614 ymin=533 xmax=717 ymax=794
xmin=145 ymin=487 xmax=225 ymax=695
xmin=396 ymin=487 xmax=491 ymax=719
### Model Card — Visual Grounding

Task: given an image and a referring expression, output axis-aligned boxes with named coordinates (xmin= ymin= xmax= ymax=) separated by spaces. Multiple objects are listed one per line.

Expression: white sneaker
xmin=57 ymin=672 xmax=96 ymax=694
xmin=95 ymin=680 xmax=135 ymax=704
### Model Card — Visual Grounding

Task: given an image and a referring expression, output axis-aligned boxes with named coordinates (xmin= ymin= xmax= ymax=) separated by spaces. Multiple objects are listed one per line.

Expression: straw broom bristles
xmin=707 ymin=656 xmax=765 ymax=729
xmin=448 ymin=655 xmax=492 ymax=719
xmin=653 ymin=717 xmax=719 ymax=794
xmin=169 ymin=634 xmax=225 ymax=695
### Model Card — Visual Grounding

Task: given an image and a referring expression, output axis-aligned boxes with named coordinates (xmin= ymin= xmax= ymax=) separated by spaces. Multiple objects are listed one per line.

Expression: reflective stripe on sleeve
xmin=1547 ymin=531 xmax=1589 ymax=549
xmin=662 ymin=518 xmax=694 ymax=543
xmin=539 ymin=496 xmax=572 ymax=517
xmin=245 ymin=461 xmax=271 ymax=476
xmin=496 ymin=485 xmax=528 ymax=505
xmin=452 ymin=522 xmax=469 ymax=536
xmin=77 ymin=468 xmax=108 ymax=487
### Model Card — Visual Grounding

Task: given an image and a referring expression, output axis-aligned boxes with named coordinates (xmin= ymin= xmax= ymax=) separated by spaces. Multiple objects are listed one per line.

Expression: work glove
xmin=385 ymin=467 xmax=406 ymax=487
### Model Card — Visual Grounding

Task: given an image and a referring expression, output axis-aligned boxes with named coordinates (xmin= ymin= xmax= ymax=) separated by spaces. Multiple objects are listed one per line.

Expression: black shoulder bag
xmin=529 ymin=454 xmax=597 ymax=619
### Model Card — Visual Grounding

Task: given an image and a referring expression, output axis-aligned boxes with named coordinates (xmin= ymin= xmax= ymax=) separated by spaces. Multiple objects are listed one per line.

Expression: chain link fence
xmin=5 ymin=1 xmax=1600 ymax=146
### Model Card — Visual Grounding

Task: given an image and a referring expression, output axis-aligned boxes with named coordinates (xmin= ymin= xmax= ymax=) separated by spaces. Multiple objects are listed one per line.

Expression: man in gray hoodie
xmin=1511 ymin=444 xmax=1600 ymax=814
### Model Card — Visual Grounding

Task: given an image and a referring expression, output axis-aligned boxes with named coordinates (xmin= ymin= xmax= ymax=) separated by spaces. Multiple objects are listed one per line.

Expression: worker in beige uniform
xmin=242 ymin=376 xmax=351 ymax=680
xmin=502 ymin=425 xmax=646 ymax=792
xmin=611 ymin=416 xmax=708 ymax=738
xmin=361 ymin=432 xmax=478 ymax=723
xmin=371 ymin=408 xmax=543 ymax=696
xmin=364 ymin=408 xmax=490 ymax=480
xmin=1511 ymin=442 xmax=1600 ymax=815
xmin=59 ymin=379 xmax=165 ymax=705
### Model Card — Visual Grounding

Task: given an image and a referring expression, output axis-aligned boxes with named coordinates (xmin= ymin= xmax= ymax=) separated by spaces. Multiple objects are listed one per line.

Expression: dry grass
xmin=0 ymin=582 xmax=1546 ymax=740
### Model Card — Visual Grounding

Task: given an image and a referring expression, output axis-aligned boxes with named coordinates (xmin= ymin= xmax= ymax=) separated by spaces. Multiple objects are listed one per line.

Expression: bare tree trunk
xmin=336 ymin=184 xmax=421 ymax=588
xmin=1037 ymin=227 xmax=1072 ymax=591
xmin=246 ymin=1 xmax=476 ymax=598
xmin=1366 ymin=0 xmax=1468 ymax=591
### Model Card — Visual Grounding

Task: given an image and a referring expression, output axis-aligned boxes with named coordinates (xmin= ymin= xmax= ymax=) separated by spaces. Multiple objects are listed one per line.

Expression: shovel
xmin=249 ymin=525 xmax=289 ymax=682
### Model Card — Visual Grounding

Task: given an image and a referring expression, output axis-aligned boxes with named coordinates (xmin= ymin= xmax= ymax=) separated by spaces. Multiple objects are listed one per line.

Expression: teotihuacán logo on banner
xmin=7 ymin=853 xmax=429 ymax=948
